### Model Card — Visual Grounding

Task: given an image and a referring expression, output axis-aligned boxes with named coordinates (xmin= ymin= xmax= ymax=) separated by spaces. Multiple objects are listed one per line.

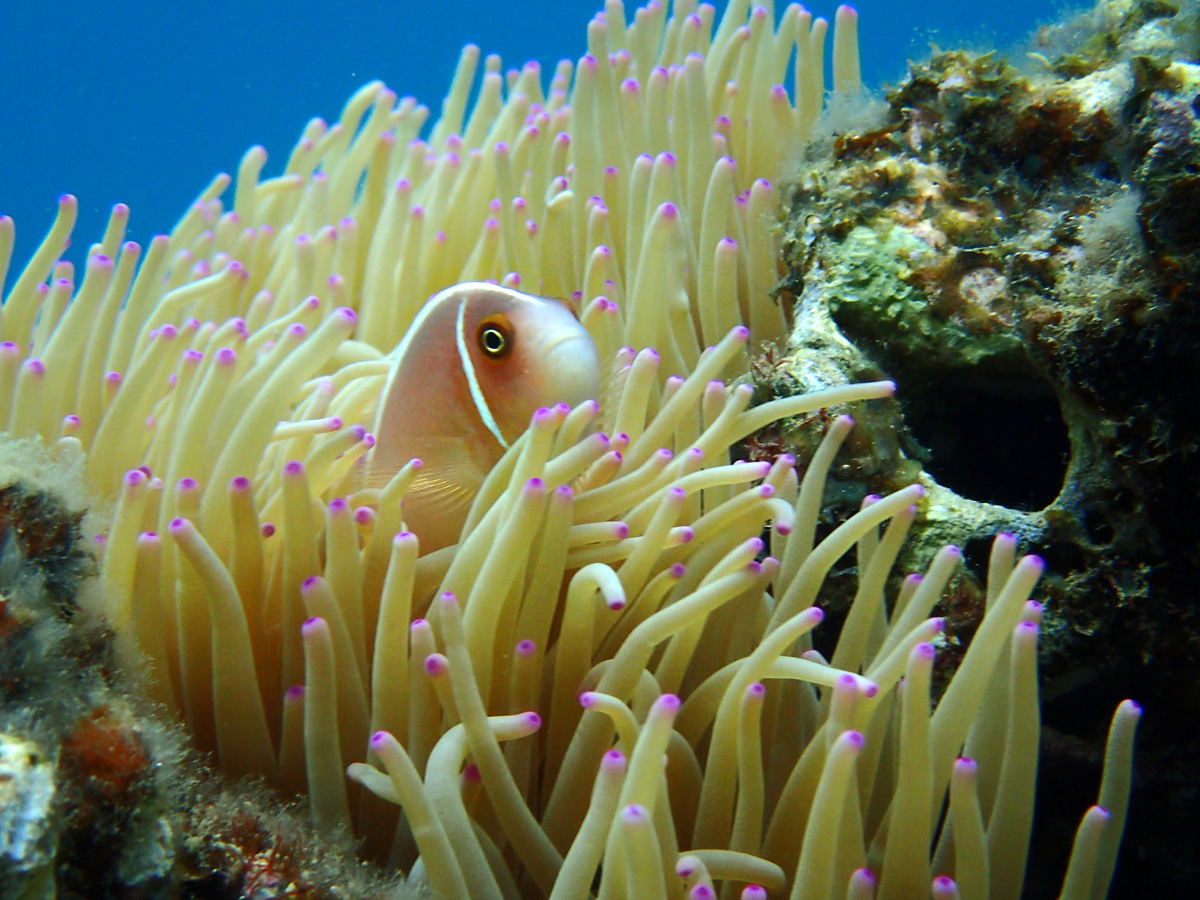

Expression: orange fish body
xmin=367 ymin=283 xmax=600 ymax=551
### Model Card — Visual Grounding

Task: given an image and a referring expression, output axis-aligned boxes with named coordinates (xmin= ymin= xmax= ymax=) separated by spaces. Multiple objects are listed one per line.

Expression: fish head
xmin=454 ymin=283 xmax=600 ymax=445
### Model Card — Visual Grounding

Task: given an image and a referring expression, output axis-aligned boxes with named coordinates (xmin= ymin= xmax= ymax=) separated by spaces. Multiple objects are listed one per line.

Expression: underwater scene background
xmin=1 ymin=0 xmax=1053 ymax=269
xmin=2 ymin=1 xmax=1197 ymax=899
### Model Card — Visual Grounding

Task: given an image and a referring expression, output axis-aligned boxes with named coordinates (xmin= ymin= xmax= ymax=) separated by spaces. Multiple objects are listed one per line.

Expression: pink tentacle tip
xmin=758 ymin=484 xmax=776 ymax=499
xmin=658 ymin=202 xmax=680 ymax=219
xmin=286 ymin=685 xmax=306 ymax=700
xmin=216 ymin=347 xmax=237 ymax=365
xmin=301 ymin=575 xmax=321 ymax=591
xmin=23 ymin=359 xmax=44 ymax=376
xmin=614 ymin=523 xmax=630 ymax=540
xmin=439 ymin=591 xmax=458 ymax=608
xmin=741 ymin=888 xmax=768 ymax=900
xmin=328 ymin=497 xmax=348 ymax=512
xmin=335 ymin=307 xmax=357 ymax=323
xmin=690 ymin=886 xmax=714 ymax=900
xmin=284 ymin=460 xmax=305 ymax=475
xmin=301 ymin=617 xmax=325 ymax=631
xmin=168 ymin=518 xmax=188 ymax=533
xmin=555 ymin=484 xmax=574 ymax=499
xmin=669 ymin=563 xmax=687 ymax=578
xmin=369 ymin=731 xmax=389 ymax=748
xmin=748 ymin=682 xmax=766 ymax=698
xmin=955 ymin=757 xmax=978 ymax=774
xmin=657 ymin=694 xmax=681 ymax=712
xmin=260 ymin=523 xmax=276 ymax=538
xmin=461 ymin=763 xmax=482 ymax=784
xmin=844 ymin=731 xmax=866 ymax=749
xmin=424 ymin=654 xmax=447 ymax=676
xmin=1018 ymin=621 xmax=1040 ymax=635
xmin=124 ymin=469 xmax=146 ymax=487
xmin=621 ymin=804 xmax=649 ymax=824
xmin=515 ymin=639 xmax=536 ymax=656
xmin=915 ymin=642 xmax=937 ymax=660
xmin=603 ymin=749 xmax=626 ymax=767
xmin=523 ymin=711 xmax=542 ymax=729
xmin=353 ymin=508 xmax=374 ymax=525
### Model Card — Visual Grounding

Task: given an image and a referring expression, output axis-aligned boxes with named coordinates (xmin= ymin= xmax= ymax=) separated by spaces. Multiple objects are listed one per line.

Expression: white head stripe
xmin=456 ymin=297 xmax=510 ymax=449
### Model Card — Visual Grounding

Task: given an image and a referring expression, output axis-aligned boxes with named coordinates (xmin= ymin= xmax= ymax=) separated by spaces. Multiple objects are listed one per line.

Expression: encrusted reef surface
xmin=765 ymin=0 xmax=1200 ymax=894
xmin=0 ymin=447 xmax=399 ymax=900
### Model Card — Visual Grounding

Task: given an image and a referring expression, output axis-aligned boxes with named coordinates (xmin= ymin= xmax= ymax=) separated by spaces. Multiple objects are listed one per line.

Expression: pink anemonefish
xmin=366 ymin=282 xmax=600 ymax=552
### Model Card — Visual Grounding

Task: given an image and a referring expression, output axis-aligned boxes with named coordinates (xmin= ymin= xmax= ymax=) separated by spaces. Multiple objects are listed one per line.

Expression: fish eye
xmin=477 ymin=314 xmax=513 ymax=359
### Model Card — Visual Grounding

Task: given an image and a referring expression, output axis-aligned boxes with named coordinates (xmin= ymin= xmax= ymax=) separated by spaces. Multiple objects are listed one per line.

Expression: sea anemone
xmin=0 ymin=1 xmax=1138 ymax=898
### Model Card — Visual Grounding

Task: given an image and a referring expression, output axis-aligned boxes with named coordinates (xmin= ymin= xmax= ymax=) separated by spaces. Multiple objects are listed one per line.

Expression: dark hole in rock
xmin=897 ymin=370 xmax=1069 ymax=511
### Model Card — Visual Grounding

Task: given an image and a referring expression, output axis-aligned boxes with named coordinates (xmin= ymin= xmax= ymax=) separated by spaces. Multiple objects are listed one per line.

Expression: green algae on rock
xmin=765 ymin=1 xmax=1199 ymax=895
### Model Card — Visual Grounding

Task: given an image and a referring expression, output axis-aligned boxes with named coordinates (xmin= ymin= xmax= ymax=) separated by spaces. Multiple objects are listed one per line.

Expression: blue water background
xmin=1 ymin=1 xmax=1068 ymax=276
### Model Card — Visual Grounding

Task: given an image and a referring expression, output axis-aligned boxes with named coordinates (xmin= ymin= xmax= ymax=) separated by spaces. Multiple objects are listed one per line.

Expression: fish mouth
xmin=541 ymin=332 xmax=602 ymax=403
xmin=542 ymin=332 xmax=595 ymax=355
